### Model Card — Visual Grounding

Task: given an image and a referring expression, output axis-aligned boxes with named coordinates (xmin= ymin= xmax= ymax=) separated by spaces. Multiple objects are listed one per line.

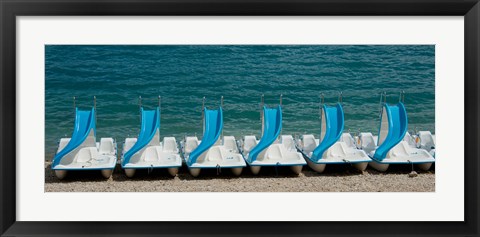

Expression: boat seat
xmin=418 ymin=131 xmax=435 ymax=149
xmin=144 ymin=146 xmax=159 ymax=162
xmin=326 ymin=143 xmax=347 ymax=157
xmin=243 ymin=136 xmax=257 ymax=153
xmin=185 ymin=137 xmax=199 ymax=154
xmin=223 ymin=136 xmax=238 ymax=151
xmin=76 ymin=147 xmax=95 ymax=163
xmin=390 ymin=142 xmax=410 ymax=157
xmin=360 ymin=133 xmax=376 ymax=150
xmin=124 ymin=138 xmax=137 ymax=152
xmin=206 ymin=146 xmax=223 ymax=162
xmin=281 ymin=135 xmax=295 ymax=150
xmin=302 ymin=135 xmax=317 ymax=153
xmin=163 ymin=137 xmax=177 ymax=153
xmin=341 ymin=133 xmax=356 ymax=148
xmin=99 ymin=138 xmax=114 ymax=154
xmin=267 ymin=145 xmax=283 ymax=160
xmin=57 ymin=138 xmax=71 ymax=153
xmin=403 ymin=132 xmax=416 ymax=147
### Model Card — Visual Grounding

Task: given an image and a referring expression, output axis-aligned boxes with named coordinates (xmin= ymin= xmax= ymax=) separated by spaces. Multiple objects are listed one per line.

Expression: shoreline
xmin=45 ymin=162 xmax=435 ymax=192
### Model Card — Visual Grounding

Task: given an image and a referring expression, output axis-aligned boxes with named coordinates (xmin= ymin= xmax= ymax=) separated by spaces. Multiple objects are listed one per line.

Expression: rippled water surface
xmin=45 ymin=45 xmax=435 ymax=159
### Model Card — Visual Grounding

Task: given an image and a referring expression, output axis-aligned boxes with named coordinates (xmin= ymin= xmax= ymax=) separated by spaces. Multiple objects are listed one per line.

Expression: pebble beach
xmin=44 ymin=45 xmax=436 ymax=193
xmin=45 ymin=162 xmax=435 ymax=192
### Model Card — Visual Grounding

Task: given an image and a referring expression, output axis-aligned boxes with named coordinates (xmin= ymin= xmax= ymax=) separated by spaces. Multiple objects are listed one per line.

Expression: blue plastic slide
xmin=373 ymin=103 xmax=408 ymax=161
xmin=311 ymin=103 xmax=344 ymax=162
xmin=248 ymin=105 xmax=282 ymax=163
xmin=187 ymin=107 xmax=223 ymax=166
xmin=53 ymin=108 xmax=96 ymax=167
xmin=122 ymin=107 xmax=160 ymax=166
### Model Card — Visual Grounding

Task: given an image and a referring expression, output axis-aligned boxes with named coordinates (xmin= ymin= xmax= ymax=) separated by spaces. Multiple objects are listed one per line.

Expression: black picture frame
xmin=1 ymin=0 xmax=479 ymax=236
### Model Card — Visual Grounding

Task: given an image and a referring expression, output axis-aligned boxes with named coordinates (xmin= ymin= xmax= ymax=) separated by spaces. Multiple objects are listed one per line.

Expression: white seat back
xmin=327 ymin=143 xmax=346 ymax=157
xmin=57 ymin=138 xmax=71 ymax=153
xmin=123 ymin=138 xmax=137 ymax=153
xmin=206 ymin=146 xmax=223 ymax=161
xmin=76 ymin=147 xmax=92 ymax=163
xmin=360 ymin=133 xmax=376 ymax=150
xmin=403 ymin=132 xmax=416 ymax=147
xmin=390 ymin=142 xmax=409 ymax=157
xmin=223 ymin=136 xmax=238 ymax=151
xmin=243 ymin=136 xmax=257 ymax=153
xmin=185 ymin=137 xmax=199 ymax=154
xmin=302 ymin=134 xmax=317 ymax=153
xmin=418 ymin=131 xmax=435 ymax=149
xmin=266 ymin=145 xmax=283 ymax=160
xmin=163 ymin=137 xmax=177 ymax=153
xmin=100 ymin=138 xmax=114 ymax=154
xmin=341 ymin=133 xmax=355 ymax=148
xmin=144 ymin=146 xmax=159 ymax=162
xmin=281 ymin=135 xmax=295 ymax=150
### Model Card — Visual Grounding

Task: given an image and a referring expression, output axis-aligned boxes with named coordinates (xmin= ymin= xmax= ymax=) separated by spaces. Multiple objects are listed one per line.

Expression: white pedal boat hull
xmin=299 ymin=134 xmax=371 ymax=173
xmin=368 ymin=145 xmax=435 ymax=172
xmin=122 ymin=137 xmax=182 ymax=177
xmin=241 ymin=135 xmax=306 ymax=175
xmin=52 ymin=137 xmax=118 ymax=179
xmin=183 ymin=136 xmax=246 ymax=177
xmin=360 ymin=133 xmax=435 ymax=172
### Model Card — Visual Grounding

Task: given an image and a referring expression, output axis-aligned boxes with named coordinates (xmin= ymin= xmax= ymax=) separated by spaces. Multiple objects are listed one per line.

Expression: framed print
xmin=1 ymin=0 xmax=479 ymax=236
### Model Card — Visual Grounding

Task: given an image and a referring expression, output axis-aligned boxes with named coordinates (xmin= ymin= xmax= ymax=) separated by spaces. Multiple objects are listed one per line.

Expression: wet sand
xmin=45 ymin=162 xmax=435 ymax=192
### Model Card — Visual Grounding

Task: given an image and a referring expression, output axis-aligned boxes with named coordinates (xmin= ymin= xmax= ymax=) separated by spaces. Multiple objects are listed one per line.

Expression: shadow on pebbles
xmin=44 ymin=162 xmax=435 ymax=192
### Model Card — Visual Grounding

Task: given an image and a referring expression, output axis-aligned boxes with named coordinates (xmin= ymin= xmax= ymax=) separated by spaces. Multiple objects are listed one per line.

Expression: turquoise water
xmin=45 ymin=45 xmax=435 ymax=160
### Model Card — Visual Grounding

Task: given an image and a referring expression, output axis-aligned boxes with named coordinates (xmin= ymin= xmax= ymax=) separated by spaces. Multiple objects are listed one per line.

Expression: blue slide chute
xmin=188 ymin=107 xmax=223 ymax=166
xmin=122 ymin=107 xmax=160 ymax=166
xmin=373 ymin=103 xmax=408 ymax=161
xmin=248 ymin=105 xmax=282 ymax=163
xmin=53 ymin=108 xmax=96 ymax=167
xmin=311 ymin=103 xmax=344 ymax=162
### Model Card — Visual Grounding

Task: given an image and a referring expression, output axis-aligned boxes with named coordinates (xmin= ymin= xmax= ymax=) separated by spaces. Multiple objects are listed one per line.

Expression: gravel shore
xmin=45 ymin=162 xmax=435 ymax=192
